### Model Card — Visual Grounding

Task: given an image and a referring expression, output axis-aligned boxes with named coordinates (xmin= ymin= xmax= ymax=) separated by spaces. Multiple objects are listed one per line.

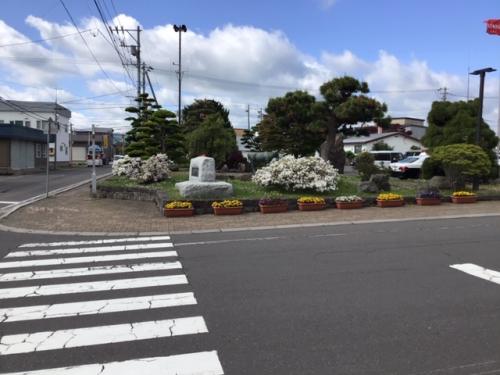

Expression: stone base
xmin=175 ymin=181 xmax=233 ymax=199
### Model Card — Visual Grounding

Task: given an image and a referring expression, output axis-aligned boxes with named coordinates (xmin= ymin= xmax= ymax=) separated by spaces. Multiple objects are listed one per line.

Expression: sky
xmin=0 ymin=0 xmax=500 ymax=134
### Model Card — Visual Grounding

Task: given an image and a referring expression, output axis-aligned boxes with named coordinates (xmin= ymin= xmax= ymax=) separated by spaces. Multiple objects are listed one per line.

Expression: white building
xmin=343 ymin=132 xmax=423 ymax=154
xmin=0 ymin=101 xmax=71 ymax=164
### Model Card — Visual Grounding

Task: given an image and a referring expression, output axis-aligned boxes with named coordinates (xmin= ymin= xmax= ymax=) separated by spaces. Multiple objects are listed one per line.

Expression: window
xmin=0 ymin=120 xmax=4 ymax=124
xmin=60 ymin=144 xmax=63 ymax=152
xmin=354 ymin=145 xmax=362 ymax=153
xmin=42 ymin=121 xmax=49 ymax=131
xmin=35 ymin=144 xmax=41 ymax=158
xmin=14 ymin=120 xmax=23 ymax=126
xmin=36 ymin=120 xmax=41 ymax=129
xmin=41 ymin=144 xmax=47 ymax=158
xmin=25 ymin=120 xmax=31 ymax=127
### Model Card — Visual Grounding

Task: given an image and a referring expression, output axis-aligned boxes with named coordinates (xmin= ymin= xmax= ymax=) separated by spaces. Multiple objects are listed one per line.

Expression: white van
xmin=368 ymin=151 xmax=404 ymax=168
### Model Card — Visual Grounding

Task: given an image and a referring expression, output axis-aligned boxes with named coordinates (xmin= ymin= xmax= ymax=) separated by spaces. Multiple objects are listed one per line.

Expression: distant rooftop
xmin=344 ymin=131 xmax=419 ymax=144
xmin=0 ymin=100 xmax=71 ymax=118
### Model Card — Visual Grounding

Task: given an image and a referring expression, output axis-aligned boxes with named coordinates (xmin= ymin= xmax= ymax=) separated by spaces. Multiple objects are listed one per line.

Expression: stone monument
xmin=175 ymin=156 xmax=233 ymax=198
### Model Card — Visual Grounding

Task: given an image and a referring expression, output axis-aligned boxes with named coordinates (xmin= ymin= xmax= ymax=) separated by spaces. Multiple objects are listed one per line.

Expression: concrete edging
xmin=1 ymin=211 xmax=499 ymax=237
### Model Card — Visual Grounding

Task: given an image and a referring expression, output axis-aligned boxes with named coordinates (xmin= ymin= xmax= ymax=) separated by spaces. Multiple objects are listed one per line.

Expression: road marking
xmin=0 ymin=316 xmax=207 ymax=355
xmin=0 ymin=261 xmax=182 ymax=282
xmin=450 ymin=263 xmax=500 ymax=285
xmin=310 ymin=233 xmax=347 ymax=238
xmin=0 ymin=274 xmax=188 ymax=299
xmin=18 ymin=236 xmax=172 ymax=248
xmin=7 ymin=242 xmax=173 ymax=258
xmin=0 ymin=351 xmax=224 ymax=374
xmin=0 ymin=250 xmax=177 ymax=269
xmin=174 ymin=236 xmax=284 ymax=247
xmin=0 ymin=201 xmax=20 ymax=205
xmin=0 ymin=292 xmax=197 ymax=322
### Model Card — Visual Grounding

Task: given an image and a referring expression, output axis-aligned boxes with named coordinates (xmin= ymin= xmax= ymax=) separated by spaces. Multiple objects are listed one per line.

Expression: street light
xmin=173 ymin=24 xmax=187 ymax=125
xmin=470 ymin=67 xmax=496 ymax=144
xmin=469 ymin=67 xmax=496 ymax=190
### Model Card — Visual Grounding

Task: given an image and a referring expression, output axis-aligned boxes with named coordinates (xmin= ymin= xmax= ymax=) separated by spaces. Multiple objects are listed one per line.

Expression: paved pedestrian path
xmin=1 ymin=185 xmax=500 ymax=234
xmin=0 ymin=236 xmax=224 ymax=374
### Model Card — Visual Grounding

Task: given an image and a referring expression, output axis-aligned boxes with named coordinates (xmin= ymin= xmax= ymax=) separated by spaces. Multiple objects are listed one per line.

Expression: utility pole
xmin=145 ymin=67 xmax=159 ymax=107
xmin=173 ymin=24 xmax=187 ymax=125
xmin=246 ymin=104 xmax=250 ymax=130
xmin=438 ymin=87 xmax=448 ymax=101
xmin=141 ymin=62 xmax=147 ymax=96
xmin=257 ymin=108 xmax=264 ymax=122
xmin=110 ymin=26 xmax=142 ymax=111
xmin=45 ymin=117 xmax=52 ymax=198
xmin=91 ymin=124 xmax=97 ymax=194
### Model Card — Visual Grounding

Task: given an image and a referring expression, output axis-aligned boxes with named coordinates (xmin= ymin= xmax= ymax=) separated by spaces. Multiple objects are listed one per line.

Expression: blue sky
xmin=0 ymin=0 xmax=499 ymax=131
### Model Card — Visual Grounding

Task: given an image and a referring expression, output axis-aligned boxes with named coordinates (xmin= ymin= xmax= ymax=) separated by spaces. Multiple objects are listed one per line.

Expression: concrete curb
xmin=0 ymin=172 xmax=112 ymax=221
xmin=1 ymin=211 xmax=499 ymax=237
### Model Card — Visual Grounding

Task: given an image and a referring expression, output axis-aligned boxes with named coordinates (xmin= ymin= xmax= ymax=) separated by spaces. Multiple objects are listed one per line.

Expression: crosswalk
xmin=0 ymin=236 xmax=224 ymax=374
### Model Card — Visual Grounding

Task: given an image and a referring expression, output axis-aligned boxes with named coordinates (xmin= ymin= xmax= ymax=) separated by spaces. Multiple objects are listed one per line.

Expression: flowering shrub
xmin=165 ymin=201 xmax=193 ymax=209
xmin=452 ymin=191 xmax=476 ymax=197
xmin=297 ymin=196 xmax=325 ymax=204
xmin=259 ymin=197 xmax=287 ymax=206
xmin=212 ymin=200 xmax=243 ymax=208
xmin=138 ymin=154 xmax=170 ymax=183
xmin=252 ymin=155 xmax=339 ymax=192
xmin=112 ymin=155 xmax=143 ymax=180
xmin=377 ymin=193 xmax=403 ymax=201
xmin=335 ymin=195 xmax=363 ymax=203
xmin=112 ymin=154 xmax=170 ymax=184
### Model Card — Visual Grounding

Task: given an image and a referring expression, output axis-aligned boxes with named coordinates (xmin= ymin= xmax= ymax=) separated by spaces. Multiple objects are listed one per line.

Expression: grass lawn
xmin=99 ymin=172 xmax=500 ymax=200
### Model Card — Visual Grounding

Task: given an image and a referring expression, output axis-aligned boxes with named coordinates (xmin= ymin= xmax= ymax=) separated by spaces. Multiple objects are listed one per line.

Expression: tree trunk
xmin=320 ymin=122 xmax=346 ymax=173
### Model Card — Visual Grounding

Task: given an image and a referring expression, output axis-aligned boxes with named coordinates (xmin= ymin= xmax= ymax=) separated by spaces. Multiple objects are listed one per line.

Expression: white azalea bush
xmin=252 ymin=155 xmax=340 ymax=192
xmin=138 ymin=153 xmax=170 ymax=183
xmin=112 ymin=153 xmax=171 ymax=184
xmin=112 ymin=155 xmax=143 ymax=180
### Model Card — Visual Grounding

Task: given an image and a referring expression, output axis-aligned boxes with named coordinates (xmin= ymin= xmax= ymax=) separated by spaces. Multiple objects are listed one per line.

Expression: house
xmin=71 ymin=127 xmax=114 ymax=164
xmin=0 ymin=124 xmax=47 ymax=174
xmin=390 ymin=117 xmax=426 ymax=140
xmin=0 ymin=100 xmax=72 ymax=166
xmin=343 ymin=131 xmax=423 ymax=154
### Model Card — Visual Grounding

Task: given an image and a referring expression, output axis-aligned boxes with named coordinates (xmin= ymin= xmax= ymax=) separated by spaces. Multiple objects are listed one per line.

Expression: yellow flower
xmin=297 ymin=196 xmax=325 ymax=204
xmin=211 ymin=199 xmax=243 ymax=208
xmin=377 ymin=193 xmax=403 ymax=201
xmin=452 ymin=191 xmax=476 ymax=197
xmin=165 ymin=201 xmax=193 ymax=209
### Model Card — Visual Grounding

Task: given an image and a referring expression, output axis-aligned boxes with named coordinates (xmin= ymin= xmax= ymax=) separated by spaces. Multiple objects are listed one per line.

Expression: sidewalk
xmin=1 ymin=185 xmax=500 ymax=235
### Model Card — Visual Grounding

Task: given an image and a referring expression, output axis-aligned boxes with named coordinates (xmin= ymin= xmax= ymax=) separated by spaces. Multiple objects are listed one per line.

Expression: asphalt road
xmin=1 ymin=216 xmax=500 ymax=374
xmin=0 ymin=166 xmax=111 ymax=209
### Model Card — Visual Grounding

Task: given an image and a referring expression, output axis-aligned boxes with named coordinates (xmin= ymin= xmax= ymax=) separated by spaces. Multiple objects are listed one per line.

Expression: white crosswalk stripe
xmin=1 ymin=351 xmax=224 ymax=375
xmin=0 ymin=236 xmax=224 ymax=373
xmin=0 ymin=261 xmax=182 ymax=282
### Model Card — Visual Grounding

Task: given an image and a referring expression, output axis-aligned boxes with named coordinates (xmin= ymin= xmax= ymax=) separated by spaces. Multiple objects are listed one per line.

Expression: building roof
xmin=233 ymin=128 xmax=247 ymax=137
xmin=343 ymin=132 xmax=421 ymax=145
xmin=390 ymin=117 xmax=425 ymax=122
xmin=0 ymin=100 xmax=71 ymax=119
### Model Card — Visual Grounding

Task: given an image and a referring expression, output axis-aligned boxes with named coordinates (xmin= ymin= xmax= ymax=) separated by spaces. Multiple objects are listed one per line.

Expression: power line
xmin=58 ymin=0 xmax=124 ymax=95
xmin=0 ymin=29 xmax=93 ymax=48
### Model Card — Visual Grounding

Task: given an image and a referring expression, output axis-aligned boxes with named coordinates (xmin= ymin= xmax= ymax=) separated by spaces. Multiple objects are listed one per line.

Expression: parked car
xmin=368 ymin=151 xmax=404 ymax=168
xmin=389 ymin=152 xmax=429 ymax=179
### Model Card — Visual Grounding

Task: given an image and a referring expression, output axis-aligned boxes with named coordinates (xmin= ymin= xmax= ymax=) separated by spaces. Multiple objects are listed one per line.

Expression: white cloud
xmin=0 ymin=14 xmax=498 ymax=135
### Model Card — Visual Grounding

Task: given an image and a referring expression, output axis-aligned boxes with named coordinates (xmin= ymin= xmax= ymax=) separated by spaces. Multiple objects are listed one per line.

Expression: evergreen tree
xmin=240 ymin=126 xmax=262 ymax=151
xmin=182 ymin=99 xmax=232 ymax=133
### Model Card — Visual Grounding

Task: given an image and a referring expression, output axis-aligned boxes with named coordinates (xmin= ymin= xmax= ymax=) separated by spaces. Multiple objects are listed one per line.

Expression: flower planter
xmin=298 ymin=202 xmax=326 ymax=211
xmin=416 ymin=197 xmax=441 ymax=206
xmin=451 ymin=196 xmax=477 ymax=204
xmin=336 ymin=201 xmax=363 ymax=209
xmin=376 ymin=199 xmax=405 ymax=208
xmin=213 ymin=206 xmax=244 ymax=215
xmin=164 ymin=208 xmax=195 ymax=217
xmin=259 ymin=203 xmax=288 ymax=214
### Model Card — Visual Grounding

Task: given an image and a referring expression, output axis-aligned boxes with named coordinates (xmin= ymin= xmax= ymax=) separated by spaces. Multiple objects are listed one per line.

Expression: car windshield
xmin=398 ymin=157 xmax=419 ymax=163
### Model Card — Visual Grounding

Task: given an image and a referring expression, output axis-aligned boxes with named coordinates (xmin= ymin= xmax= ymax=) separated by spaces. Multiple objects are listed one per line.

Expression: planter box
xmin=451 ymin=196 xmax=477 ymax=204
xmin=164 ymin=208 xmax=195 ymax=217
xmin=376 ymin=199 xmax=405 ymax=208
xmin=213 ymin=206 xmax=244 ymax=215
xmin=259 ymin=203 xmax=288 ymax=214
xmin=416 ymin=197 xmax=441 ymax=206
xmin=336 ymin=201 xmax=363 ymax=209
xmin=298 ymin=202 xmax=326 ymax=211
